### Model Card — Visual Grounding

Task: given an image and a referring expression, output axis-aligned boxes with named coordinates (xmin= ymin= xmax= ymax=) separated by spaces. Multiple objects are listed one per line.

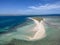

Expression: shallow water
xmin=0 ymin=16 xmax=60 ymax=45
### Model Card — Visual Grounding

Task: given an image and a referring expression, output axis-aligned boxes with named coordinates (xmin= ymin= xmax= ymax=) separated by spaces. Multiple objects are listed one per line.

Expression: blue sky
xmin=0 ymin=0 xmax=60 ymax=15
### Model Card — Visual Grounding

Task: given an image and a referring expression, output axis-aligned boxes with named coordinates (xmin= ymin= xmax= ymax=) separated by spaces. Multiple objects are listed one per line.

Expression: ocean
xmin=0 ymin=15 xmax=60 ymax=45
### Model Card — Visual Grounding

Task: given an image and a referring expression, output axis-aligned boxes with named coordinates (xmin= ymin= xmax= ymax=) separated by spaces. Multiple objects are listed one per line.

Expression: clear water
xmin=0 ymin=16 xmax=60 ymax=45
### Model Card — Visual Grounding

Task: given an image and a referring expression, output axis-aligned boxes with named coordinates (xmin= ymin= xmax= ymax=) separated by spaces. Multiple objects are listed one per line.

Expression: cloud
xmin=21 ymin=3 xmax=60 ymax=14
xmin=28 ymin=4 xmax=60 ymax=10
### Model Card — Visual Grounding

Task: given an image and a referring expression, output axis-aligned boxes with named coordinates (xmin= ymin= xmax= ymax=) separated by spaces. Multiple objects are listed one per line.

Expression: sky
xmin=0 ymin=0 xmax=60 ymax=15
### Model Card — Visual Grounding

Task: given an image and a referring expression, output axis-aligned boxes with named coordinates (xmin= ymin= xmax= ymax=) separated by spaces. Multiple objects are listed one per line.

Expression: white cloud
xmin=18 ymin=3 xmax=60 ymax=15
xmin=28 ymin=4 xmax=60 ymax=10
xmin=20 ymin=3 xmax=60 ymax=14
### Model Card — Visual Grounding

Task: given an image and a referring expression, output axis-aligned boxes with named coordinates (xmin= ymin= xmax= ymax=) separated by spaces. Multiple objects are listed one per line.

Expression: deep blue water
xmin=0 ymin=16 xmax=28 ymax=33
xmin=0 ymin=16 xmax=26 ymax=27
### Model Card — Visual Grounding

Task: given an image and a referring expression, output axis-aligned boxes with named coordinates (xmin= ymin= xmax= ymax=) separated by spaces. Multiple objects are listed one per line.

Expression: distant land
xmin=0 ymin=14 xmax=60 ymax=16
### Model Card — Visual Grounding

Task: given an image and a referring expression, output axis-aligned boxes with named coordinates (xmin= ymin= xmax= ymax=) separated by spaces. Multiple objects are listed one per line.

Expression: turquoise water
xmin=0 ymin=16 xmax=60 ymax=45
